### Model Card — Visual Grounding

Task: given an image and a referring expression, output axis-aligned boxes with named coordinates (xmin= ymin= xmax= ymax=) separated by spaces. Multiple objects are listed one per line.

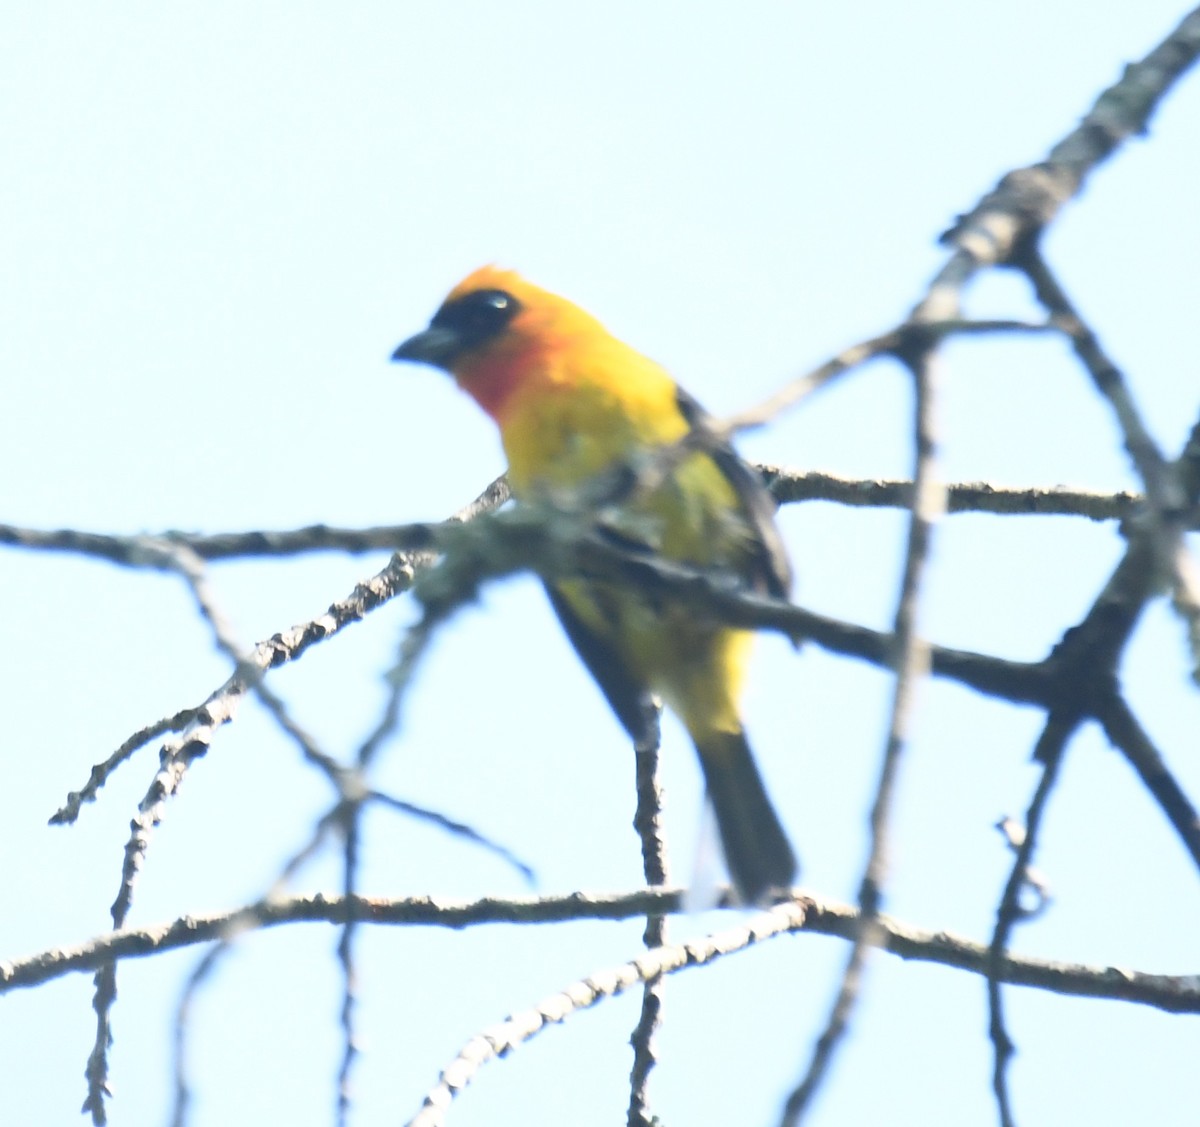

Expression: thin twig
xmin=336 ymin=806 xmax=363 ymax=1127
xmin=1095 ymin=696 xmax=1200 ymax=869
xmin=627 ymin=719 xmax=668 ymax=1127
xmin=1020 ymin=248 xmax=1200 ymax=674
xmin=987 ymin=717 xmax=1073 ymax=1127
xmin=170 ymin=813 xmax=343 ymax=1127
xmin=407 ymin=901 xmax=807 ymax=1127
xmin=781 ymin=339 xmax=944 ymax=1124
xmin=719 ymin=319 xmax=1056 ymax=436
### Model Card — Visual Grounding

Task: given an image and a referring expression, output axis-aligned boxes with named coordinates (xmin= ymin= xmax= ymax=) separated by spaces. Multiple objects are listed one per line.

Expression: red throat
xmin=455 ymin=342 xmax=541 ymax=423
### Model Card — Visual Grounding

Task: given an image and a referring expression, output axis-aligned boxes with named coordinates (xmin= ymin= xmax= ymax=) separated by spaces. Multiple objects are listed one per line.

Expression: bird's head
xmin=391 ymin=267 xmax=608 ymax=420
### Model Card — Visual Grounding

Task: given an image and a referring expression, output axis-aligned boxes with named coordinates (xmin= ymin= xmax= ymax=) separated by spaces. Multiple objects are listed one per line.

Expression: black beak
xmin=391 ymin=326 xmax=462 ymax=370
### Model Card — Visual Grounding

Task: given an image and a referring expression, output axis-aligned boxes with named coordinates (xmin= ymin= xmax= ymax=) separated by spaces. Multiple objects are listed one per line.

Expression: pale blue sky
xmin=2 ymin=4 xmax=1199 ymax=1125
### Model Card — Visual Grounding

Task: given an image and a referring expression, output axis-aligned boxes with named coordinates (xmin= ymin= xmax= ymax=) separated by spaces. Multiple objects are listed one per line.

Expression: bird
xmin=392 ymin=267 xmax=797 ymax=904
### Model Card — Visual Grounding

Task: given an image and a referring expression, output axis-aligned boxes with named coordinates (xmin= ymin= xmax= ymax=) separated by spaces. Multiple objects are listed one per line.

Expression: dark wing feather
xmin=543 ymin=582 xmax=660 ymax=751
xmin=674 ymin=387 xmax=792 ymax=599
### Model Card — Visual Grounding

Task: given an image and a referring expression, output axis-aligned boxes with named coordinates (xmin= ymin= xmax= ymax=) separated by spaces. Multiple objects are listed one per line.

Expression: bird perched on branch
xmin=392 ymin=267 xmax=796 ymax=904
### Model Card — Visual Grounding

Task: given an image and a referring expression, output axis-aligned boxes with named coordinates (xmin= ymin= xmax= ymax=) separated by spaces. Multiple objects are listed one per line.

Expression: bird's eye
xmin=432 ymin=289 xmax=521 ymax=349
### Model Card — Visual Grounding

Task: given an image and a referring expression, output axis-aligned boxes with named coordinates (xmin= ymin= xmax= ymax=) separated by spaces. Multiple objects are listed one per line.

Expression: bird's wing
xmin=673 ymin=387 xmax=793 ymax=600
xmin=543 ymin=581 xmax=660 ymax=751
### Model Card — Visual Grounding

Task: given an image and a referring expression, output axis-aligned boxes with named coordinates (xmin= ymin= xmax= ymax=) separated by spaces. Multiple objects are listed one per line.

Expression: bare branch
xmin=720 ymin=319 xmax=1057 ymax=435
xmin=933 ymin=7 xmax=1200 ymax=293
xmin=782 ymin=334 xmax=945 ymax=1124
xmin=408 ymin=901 xmax=808 ymax=1127
xmin=628 ymin=722 xmax=668 ymax=1127
xmin=6 ymin=890 xmax=1195 ymax=1014
xmin=988 ymin=716 xmax=1073 ymax=1127
xmin=762 ymin=469 xmax=1141 ymax=522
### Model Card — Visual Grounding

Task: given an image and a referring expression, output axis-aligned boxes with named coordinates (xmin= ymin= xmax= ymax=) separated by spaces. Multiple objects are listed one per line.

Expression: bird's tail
xmin=694 ymin=729 xmax=797 ymax=905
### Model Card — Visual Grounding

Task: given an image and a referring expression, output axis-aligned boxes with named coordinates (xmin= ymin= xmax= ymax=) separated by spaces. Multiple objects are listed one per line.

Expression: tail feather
xmin=695 ymin=730 xmax=797 ymax=905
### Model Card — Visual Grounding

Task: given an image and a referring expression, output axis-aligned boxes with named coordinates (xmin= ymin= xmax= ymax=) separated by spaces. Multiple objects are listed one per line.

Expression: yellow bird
xmin=393 ymin=268 xmax=796 ymax=903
